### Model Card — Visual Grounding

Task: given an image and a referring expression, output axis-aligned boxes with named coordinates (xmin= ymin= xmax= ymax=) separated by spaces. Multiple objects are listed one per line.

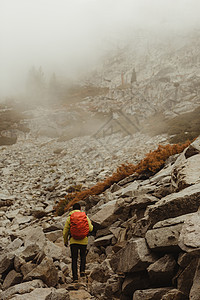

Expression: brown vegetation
xmin=54 ymin=140 xmax=192 ymax=216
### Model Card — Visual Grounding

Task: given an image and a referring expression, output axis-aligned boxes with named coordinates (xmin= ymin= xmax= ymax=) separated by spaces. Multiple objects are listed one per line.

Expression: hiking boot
xmin=80 ymin=272 xmax=86 ymax=277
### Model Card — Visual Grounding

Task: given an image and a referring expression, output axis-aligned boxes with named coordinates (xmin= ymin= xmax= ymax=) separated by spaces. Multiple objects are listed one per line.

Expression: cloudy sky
xmin=0 ymin=0 xmax=200 ymax=97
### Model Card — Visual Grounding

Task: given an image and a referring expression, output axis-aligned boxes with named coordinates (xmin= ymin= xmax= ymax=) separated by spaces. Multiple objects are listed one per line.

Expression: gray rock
xmin=20 ymin=262 xmax=37 ymax=277
xmin=10 ymin=288 xmax=54 ymax=300
xmin=44 ymin=230 xmax=62 ymax=242
xmin=0 ymin=253 xmax=14 ymax=274
xmin=24 ymin=257 xmax=58 ymax=287
xmin=147 ymin=183 xmax=200 ymax=226
xmin=131 ymin=194 xmax=158 ymax=209
xmin=44 ymin=240 xmax=63 ymax=260
xmin=2 ymin=270 xmax=22 ymax=290
xmin=161 ymin=289 xmax=186 ymax=300
xmin=114 ymin=238 xmax=157 ymax=273
xmin=68 ymin=289 xmax=91 ymax=299
xmin=189 ymin=259 xmax=200 ymax=300
xmin=20 ymin=244 xmax=41 ymax=262
xmin=20 ymin=226 xmax=46 ymax=249
xmin=116 ymin=181 xmax=139 ymax=197
xmin=91 ymin=200 xmax=118 ymax=228
xmin=94 ymin=234 xmax=114 ymax=247
xmin=185 ymin=136 xmax=200 ymax=158
xmin=178 ymin=210 xmax=200 ymax=252
xmin=147 ymin=254 xmax=177 ymax=286
xmin=171 ymin=154 xmax=200 ymax=190
xmin=177 ymin=258 xmax=198 ymax=297
xmin=121 ymin=273 xmax=150 ymax=297
xmin=133 ymin=288 xmax=173 ymax=300
xmin=0 ymin=279 xmax=45 ymax=300
xmin=145 ymin=224 xmax=183 ymax=251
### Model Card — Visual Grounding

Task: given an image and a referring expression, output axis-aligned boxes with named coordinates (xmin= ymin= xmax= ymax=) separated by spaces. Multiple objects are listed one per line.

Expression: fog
xmin=1 ymin=0 xmax=200 ymax=98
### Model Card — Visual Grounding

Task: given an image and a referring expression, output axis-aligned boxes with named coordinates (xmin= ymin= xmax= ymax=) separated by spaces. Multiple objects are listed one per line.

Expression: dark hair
xmin=73 ymin=203 xmax=81 ymax=210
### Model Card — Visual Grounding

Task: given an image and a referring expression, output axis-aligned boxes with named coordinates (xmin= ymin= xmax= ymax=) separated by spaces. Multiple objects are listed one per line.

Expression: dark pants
xmin=70 ymin=244 xmax=87 ymax=281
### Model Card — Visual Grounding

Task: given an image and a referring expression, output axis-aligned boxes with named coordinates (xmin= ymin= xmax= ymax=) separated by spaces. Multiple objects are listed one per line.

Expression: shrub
xmin=54 ymin=140 xmax=192 ymax=215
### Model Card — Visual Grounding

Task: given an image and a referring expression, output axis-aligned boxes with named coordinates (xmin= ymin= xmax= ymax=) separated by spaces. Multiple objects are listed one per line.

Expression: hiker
xmin=63 ymin=202 xmax=93 ymax=282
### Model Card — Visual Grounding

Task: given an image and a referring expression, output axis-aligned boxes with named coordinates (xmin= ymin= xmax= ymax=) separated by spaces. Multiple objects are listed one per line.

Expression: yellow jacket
xmin=63 ymin=210 xmax=93 ymax=245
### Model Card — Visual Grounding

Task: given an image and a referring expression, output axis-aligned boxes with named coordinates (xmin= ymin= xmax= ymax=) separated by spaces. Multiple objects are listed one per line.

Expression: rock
xmin=104 ymin=275 xmax=121 ymax=299
xmin=131 ymin=194 xmax=158 ymax=209
xmin=2 ymin=269 xmax=22 ymax=290
xmin=13 ymin=214 xmax=33 ymax=225
xmin=118 ymin=174 xmax=138 ymax=186
xmin=89 ymin=259 xmax=114 ymax=283
xmin=44 ymin=240 xmax=63 ymax=260
xmin=147 ymin=183 xmax=200 ymax=226
xmin=46 ymin=288 xmax=70 ymax=300
xmin=10 ymin=288 xmax=53 ymax=300
xmin=147 ymin=254 xmax=177 ymax=286
xmin=116 ymin=181 xmax=139 ymax=197
xmin=14 ymin=256 xmax=25 ymax=272
xmin=0 ymin=253 xmax=14 ymax=274
xmin=43 ymin=223 xmax=63 ymax=233
xmin=0 ymin=279 xmax=45 ymax=299
xmin=20 ymin=262 xmax=37 ymax=277
xmin=133 ymin=288 xmax=173 ymax=300
xmin=145 ymin=224 xmax=183 ymax=251
xmin=112 ymin=238 xmax=156 ymax=273
xmin=178 ymin=211 xmax=200 ymax=252
xmin=121 ymin=272 xmax=150 ymax=297
xmin=171 ymin=154 xmax=200 ymax=190
xmin=161 ymin=289 xmax=186 ymax=300
xmin=20 ymin=226 xmax=46 ymax=249
xmin=177 ymin=258 xmax=198 ymax=297
xmin=45 ymin=230 xmax=62 ymax=242
xmin=94 ymin=234 xmax=114 ymax=247
xmin=24 ymin=257 xmax=59 ymax=287
xmin=189 ymin=259 xmax=200 ymax=300
xmin=6 ymin=238 xmax=23 ymax=253
xmin=91 ymin=200 xmax=118 ymax=228
xmin=185 ymin=136 xmax=200 ymax=158
xmin=68 ymin=290 xmax=92 ymax=299
xmin=20 ymin=244 xmax=41 ymax=262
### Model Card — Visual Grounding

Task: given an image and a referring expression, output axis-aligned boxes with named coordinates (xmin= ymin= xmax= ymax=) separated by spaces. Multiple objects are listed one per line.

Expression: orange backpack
xmin=70 ymin=211 xmax=89 ymax=240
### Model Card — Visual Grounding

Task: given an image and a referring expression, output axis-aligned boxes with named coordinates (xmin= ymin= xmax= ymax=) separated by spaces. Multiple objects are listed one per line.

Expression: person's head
xmin=72 ymin=203 xmax=81 ymax=210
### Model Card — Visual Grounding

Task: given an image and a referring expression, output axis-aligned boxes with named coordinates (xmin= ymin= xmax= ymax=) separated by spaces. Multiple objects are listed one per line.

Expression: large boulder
xmin=0 ymin=279 xmax=45 ymax=299
xmin=147 ymin=183 xmax=200 ymax=226
xmin=91 ymin=200 xmax=118 ymax=228
xmin=8 ymin=288 xmax=69 ymax=300
xmin=147 ymin=254 xmax=177 ymax=286
xmin=133 ymin=288 xmax=173 ymax=300
xmin=121 ymin=272 xmax=150 ymax=297
xmin=111 ymin=238 xmax=157 ymax=273
xmin=24 ymin=257 xmax=58 ymax=287
xmin=145 ymin=224 xmax=183 ymax=251
xmin=146 ymin=212 xmax=200 ymax=252
xmin=171 ymin=154 xmax=200 ymax=190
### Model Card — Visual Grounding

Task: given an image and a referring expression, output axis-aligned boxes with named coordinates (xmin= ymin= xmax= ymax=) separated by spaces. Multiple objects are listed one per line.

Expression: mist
xmin=1 ymin=0 xmax=200 ymax=99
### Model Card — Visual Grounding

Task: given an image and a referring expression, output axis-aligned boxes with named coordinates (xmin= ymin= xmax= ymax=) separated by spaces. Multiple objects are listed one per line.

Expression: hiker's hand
xmin=64 ymin=241 xmax=68 ymax=247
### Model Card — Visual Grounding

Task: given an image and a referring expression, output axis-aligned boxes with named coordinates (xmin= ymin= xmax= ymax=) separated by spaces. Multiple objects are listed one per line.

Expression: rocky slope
xmin=0 ymin=130 xmax=199 ymax=299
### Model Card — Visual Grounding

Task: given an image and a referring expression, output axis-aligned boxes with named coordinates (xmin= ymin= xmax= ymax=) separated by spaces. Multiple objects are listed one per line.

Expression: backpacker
xmin=70 ymin=211 xmax=89 ymax=240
